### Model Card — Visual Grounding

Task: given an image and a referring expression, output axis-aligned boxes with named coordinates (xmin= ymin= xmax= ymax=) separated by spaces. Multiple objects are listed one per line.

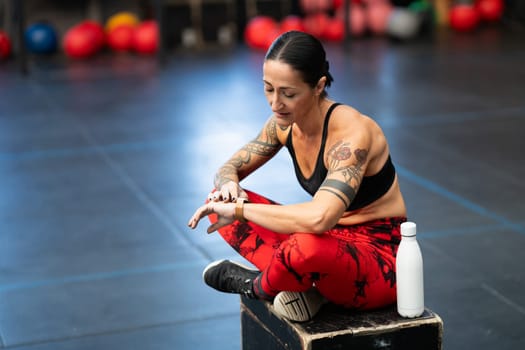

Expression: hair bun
xmin=324 ymin=60 xmax=334 ymax=87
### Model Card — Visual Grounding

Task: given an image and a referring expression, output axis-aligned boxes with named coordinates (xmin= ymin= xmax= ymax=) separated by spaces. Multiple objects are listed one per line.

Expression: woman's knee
xmin=277 ymin=233 xmax=333 ymax=268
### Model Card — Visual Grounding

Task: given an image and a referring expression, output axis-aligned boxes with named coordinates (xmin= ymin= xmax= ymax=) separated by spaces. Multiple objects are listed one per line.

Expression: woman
xmin=188 ymin=31 xmax=407 ymax=322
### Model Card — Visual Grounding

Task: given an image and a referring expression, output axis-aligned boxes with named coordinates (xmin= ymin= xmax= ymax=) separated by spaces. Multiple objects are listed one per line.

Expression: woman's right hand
xmin=207 ymin=181 xmax=248 ymax=203
xmin=187 ymin=201 xmax=236 ymax=233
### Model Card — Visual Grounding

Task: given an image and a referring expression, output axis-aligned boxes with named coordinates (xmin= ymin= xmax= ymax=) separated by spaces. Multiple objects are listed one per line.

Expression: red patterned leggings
xmin=209 ymin=190 xmax=406 ymax=310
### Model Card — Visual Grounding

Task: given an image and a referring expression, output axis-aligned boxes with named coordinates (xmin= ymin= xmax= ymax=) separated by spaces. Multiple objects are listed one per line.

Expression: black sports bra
xmin=285 ymin=103 xmax=396 ymax=211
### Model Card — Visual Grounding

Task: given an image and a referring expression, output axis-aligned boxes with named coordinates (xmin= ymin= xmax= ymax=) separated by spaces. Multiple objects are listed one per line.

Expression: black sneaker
xmin=202 ymin=260 xmax=259 ymax=299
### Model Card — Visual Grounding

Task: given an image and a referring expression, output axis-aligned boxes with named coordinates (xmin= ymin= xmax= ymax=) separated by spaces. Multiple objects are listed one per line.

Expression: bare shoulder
xmin=329 ymin=105 xmax=383 ymax=140
xmin=327 ymin=104 xmax=389 ymax=168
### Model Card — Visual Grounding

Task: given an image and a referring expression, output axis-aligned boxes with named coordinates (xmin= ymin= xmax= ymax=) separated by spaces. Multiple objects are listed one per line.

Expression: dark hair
xmin=265 ymin=31 xmax=334 ymax=98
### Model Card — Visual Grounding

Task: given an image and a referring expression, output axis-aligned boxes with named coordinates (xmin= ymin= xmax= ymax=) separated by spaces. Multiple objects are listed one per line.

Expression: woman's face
xmin=262 ymin=59 xmax=320 ymax=127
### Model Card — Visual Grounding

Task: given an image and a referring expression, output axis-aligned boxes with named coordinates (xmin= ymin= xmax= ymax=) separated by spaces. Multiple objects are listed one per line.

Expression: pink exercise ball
xmin=366 ymin=1 xmax=394 ymax=35
xmin=300 ymin=0 xmax=333 ymax=14
xmin=350 ymin=4 xmax=367 ymax=37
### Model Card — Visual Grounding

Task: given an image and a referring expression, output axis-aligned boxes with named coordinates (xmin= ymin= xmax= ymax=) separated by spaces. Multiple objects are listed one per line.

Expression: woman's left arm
xmin=188 ymin=132 xmax=371 ymax=234
xmin=241 ymin=135 xmax=371 ymax=233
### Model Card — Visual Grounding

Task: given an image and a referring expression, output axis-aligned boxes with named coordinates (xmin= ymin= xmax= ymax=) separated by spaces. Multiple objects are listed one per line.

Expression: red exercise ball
xmin=107 ymin=24 xmax=135 ymax=52
xmin=303 ymin=12 xmax=330 ymax=39
xmin=366 ymin=1 xmax=393 ymax=35
xmin=244 ymin=16 xmax=280 ymax=50
xmin=323 ymin=17 xmax=345 ymax=42
xmin=63 ymin=24 xmax=101 ymax=59
xmin=476 ymin=0 xmax=504 ymax=22
xmin=76 ymin=20 xmax=105 ymax=51
xmin=280 ymin=15 xmax=306 ymax=33
xmin=300 ymin=0 xmax=333 ymax=14
xmin=0 ymin=30 xmax=11 ymax=60
xmin=133 ymin=20 xmax=158 ymax=55
xmin=449 ymin=4 xmax=479 ymax=32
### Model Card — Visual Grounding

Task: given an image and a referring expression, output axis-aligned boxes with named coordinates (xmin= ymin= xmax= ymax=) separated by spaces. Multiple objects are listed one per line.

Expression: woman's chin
xmin=275 ymin=115 xmax=292 ymax=127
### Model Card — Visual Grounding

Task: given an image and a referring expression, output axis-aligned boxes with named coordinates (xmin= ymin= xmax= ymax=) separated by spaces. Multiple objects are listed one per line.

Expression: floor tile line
xmin=396 ymin=165 xmax=525 ymax=235
xmin=2 ymin=83 xmax=217 ymax=297
xmin=39 ymin=81 xmax=216 ymax=264
xmin=0 ymin=261 xmax=204 ymax=293
xmin=2 ymin=107 xmax=523 ymax=163
xmin=0 ymin=138 xmax=181 ymax=162
xmin=480 ymin=283 xmax=525 ymax=317
xmin=419 ymin=223 xmax=514 ymax=240
xmin=1 ymin=311 xmax=239 ymax=349
xmin=0 ymin=223 xmax=513 ymax=293
xmin=383 ymin=105 xmax=525 ymax=128
xmin=88 ymin=139 xmax=213 ymax=260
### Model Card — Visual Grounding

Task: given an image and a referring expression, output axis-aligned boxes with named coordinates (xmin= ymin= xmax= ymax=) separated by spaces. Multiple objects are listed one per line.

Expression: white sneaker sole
xmin=273 ymin=289 xmax=326 ymax=322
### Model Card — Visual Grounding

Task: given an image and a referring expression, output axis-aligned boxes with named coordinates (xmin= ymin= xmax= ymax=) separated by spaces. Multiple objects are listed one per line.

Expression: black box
xmin=241 ymin=296 xmax=443 ymax=350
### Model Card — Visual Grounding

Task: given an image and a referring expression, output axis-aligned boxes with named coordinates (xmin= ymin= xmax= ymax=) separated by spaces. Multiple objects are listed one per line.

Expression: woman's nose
xmin=270 ymin=94 xmax=282 ymax=110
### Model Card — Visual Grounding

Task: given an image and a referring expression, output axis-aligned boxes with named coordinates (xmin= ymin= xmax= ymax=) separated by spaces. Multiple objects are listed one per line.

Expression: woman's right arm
xmin=212 ymin=116 xmax=284 ymax=202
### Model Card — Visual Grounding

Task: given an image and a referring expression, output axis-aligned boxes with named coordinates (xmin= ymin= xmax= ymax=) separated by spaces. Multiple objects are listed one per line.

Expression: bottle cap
xmin=401 ymin=222 xmax=417 ymax=237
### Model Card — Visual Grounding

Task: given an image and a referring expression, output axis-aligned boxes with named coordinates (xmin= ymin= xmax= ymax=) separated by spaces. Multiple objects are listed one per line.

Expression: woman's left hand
xmin=187 ymin=201 xmax=236 ymax=234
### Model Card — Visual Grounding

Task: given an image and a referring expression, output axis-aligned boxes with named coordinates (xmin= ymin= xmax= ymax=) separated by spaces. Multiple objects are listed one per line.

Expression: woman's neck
xmin=294 ymin=98 xmax=332 ymax=139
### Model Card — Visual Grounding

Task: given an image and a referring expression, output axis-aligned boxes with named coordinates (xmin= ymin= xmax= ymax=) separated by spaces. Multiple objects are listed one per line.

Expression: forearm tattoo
xmin=214 ymin=166 xmax=237 ymax=189
xmin=320 ymin=140 xmax=369 ymax=207
xmin=214 ymin=119 xmax=281 ymax=189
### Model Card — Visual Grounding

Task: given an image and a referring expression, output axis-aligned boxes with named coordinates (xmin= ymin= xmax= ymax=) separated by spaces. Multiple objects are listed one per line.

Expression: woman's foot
xmin=202 ymin=260 xmax=259 ymax=299
xmin=273 ymin=288 xmax=327 ymax=322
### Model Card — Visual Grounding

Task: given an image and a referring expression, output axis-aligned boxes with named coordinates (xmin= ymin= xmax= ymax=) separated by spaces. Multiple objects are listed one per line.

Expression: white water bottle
xmin=396 ymin=221 xmax=424 ymax=318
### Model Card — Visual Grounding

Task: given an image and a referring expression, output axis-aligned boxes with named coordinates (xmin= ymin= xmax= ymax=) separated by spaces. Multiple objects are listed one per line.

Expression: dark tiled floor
xmin=1 ymin=27 xmax=524 ymax=349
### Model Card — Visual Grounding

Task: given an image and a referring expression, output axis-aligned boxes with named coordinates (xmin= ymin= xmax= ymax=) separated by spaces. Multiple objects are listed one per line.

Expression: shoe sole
xmin=273 ymin=290 xmax=325 ymax=322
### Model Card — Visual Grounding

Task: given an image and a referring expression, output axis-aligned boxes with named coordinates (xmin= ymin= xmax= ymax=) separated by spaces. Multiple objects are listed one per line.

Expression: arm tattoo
xmin=214 ymin=167 xmax=236 ymax=188
xmin=337 ymin=148 xmax=367 ymax=184
xmin=318 ymin=188 xmax=350 ymax=208
xmin=319 ymin=179 xmax=356 ymax=207
xmin=326 ymin=140 xmax=352 ymax=170
xmin=247 ymin=118 xmax=281 ymax=157
xmin=327 ymin=141 xmax=368 ymax=185
xmin=214 ymin=119 xmax=281 ymax=189
xmin=265 ymin=118 xmax=280 ymax=144
xmin=322 ymin=140 xmax=369 ymax=206
xmin=242 ymin=140 xmax=278 ymax=157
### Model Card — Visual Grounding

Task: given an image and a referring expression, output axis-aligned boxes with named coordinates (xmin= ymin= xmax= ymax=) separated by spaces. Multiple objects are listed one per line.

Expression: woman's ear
xmin=315 ymin=76 xmax=327 ymax=95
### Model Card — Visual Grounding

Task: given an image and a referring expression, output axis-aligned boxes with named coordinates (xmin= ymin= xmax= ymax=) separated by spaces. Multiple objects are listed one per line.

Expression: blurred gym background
xmin=1 ymin=1 xmax=524 ymax=350
xmin=1 ymin=0 xmax=523 ymax=64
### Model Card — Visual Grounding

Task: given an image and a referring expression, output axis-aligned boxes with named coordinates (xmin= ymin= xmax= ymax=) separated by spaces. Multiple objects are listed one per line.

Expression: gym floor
xmin=1 ymin=26 xmax=524 ymax=350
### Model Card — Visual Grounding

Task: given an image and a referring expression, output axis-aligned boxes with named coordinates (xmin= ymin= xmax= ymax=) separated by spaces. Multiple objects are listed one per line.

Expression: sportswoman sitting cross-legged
xmin=188 ymin=31 xmax=407 ymax=322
